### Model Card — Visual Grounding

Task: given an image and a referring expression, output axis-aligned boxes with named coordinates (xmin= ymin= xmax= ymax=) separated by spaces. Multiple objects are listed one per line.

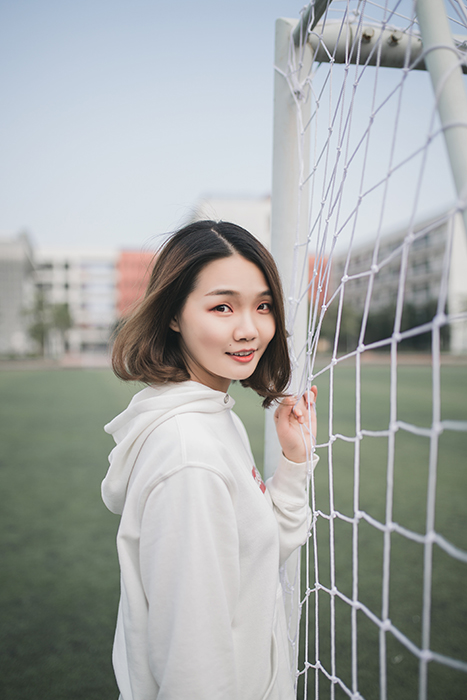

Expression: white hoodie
xmin=102 ymin=380 xmax=318 ymax=700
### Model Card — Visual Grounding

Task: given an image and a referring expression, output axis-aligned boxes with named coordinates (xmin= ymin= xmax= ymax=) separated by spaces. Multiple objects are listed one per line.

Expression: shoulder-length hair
xmin=111 ymin=220 xmax=290 ymax=407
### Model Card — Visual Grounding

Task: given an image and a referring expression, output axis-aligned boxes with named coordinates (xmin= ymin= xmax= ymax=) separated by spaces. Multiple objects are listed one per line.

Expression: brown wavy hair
xmin=111 ymin=220 xmax=290 ymax=407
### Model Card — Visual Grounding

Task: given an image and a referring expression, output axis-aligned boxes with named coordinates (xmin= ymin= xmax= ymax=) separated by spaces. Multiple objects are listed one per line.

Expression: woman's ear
xmin=169 ymin=317 xmax=180 ymax=333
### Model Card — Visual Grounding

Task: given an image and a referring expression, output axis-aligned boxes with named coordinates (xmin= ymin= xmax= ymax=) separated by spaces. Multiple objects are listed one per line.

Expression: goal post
xmin=264 ymin=17 xmax=313 ymax=481
xmin=263 ymin=16 xmax=314 ymax=676
xmin=266 ymin=1 xmax=467 ymax=479
xmin=268 ymin=1 xmax=467 ymax=698
xmin=416 ymin=0 xmax=467 ymax=235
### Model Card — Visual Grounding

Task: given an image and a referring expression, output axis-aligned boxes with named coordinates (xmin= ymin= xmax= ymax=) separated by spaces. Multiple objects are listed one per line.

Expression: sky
xmin=0 ymin=0 xmax=464 ymax=252
xmin=0 ymin=0 xmax=306 ymax=250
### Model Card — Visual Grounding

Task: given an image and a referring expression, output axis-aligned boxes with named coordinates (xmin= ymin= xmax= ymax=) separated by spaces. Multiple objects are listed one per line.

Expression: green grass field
xmin=0 ymin=366 xmax=465 ymax=699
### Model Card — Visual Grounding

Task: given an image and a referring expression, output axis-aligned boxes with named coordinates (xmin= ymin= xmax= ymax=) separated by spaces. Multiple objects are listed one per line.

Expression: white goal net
xmin=271 ymin=1 xmax=467 ymax=698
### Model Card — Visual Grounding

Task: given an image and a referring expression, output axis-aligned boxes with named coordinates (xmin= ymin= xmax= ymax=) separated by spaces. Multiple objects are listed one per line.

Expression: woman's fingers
xmin=274 ymin=396 xmax=294 ymax=418
xmin=302 ymin=386 xmax=317 ymax=409
xmin=293 ymin=388 xmax=317 ymax=420
xmin=292 ymin=400 xmax=304 ymax=422
xmin=274 ymin=388 xmax=318 ymax=462
xmin=275 ymin=388 xmax=317 ymax=426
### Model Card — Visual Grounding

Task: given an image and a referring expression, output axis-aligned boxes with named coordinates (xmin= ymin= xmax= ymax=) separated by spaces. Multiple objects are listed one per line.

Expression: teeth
xmin=232 ymin=351 xmax=252 ymax=356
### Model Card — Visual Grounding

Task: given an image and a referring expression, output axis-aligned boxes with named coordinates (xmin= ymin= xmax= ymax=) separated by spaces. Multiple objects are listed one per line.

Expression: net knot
xmin=434 ymin=313 xmax=447 ymax=327
xmin=381 ymin=619 xmax=392 ymax=632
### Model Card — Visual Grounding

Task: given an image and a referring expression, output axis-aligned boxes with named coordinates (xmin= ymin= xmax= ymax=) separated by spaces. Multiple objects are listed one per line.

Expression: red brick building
xmin=116 ymin=251 xmax=156 ymax=318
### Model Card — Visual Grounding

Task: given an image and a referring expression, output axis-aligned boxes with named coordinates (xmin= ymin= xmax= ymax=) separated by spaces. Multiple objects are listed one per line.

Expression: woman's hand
xmin=274 ymin=386 xmax=318 ymax=464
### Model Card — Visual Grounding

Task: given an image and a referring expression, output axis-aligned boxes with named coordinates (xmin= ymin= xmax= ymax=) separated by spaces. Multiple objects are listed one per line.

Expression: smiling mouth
xmin=226 ymin=350 xmax=257 ymax=363
xmin=226 ymin=349 xmax=256 ymax=357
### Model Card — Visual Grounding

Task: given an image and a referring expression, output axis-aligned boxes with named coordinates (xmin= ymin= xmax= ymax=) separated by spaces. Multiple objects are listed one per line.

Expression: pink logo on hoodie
xmin=252 ymin=466 xmax=266 ymax=494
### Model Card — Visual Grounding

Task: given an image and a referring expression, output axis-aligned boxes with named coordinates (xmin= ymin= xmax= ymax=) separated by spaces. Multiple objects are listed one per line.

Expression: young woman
xmin=102 ymin=220 xmax=318 ymax=700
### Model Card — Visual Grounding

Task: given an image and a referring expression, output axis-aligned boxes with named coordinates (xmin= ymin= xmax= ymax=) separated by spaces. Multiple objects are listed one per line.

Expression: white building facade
xmin=0 ymin=233 xmax=36 ymax=355
xmin=34 ymin=247 xmax=119 ymax=355
xmin=330 ymin=213 xmax=467 ymax=354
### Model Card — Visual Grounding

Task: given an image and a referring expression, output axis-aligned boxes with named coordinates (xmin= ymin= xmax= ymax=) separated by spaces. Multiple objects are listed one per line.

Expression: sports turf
xmin=0 ymin=366 xmax=465 ymax=699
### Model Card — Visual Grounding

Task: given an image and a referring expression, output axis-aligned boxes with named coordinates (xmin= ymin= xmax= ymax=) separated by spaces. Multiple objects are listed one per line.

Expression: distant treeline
xmin=319 ymin=300 xmax=450 ymax=353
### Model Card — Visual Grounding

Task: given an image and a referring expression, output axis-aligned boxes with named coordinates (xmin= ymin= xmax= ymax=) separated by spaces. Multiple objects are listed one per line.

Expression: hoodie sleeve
xmin=231 ymin=409 xmax=319 ymax=566
xmin=265 ymin=452 xmax=319 ymax=566
xmin=139 ymin=466 xmax=240 ymax=700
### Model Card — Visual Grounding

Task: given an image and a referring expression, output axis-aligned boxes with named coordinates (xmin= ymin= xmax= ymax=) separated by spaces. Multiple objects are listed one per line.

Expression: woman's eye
xmin=213 ymin=304 xmax=231 ymax=313
xmin=258 ymin=302 xmax=272 ymax=312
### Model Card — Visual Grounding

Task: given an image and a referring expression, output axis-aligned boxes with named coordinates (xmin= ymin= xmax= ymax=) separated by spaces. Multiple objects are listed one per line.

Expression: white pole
xmin=264 ymin=18 xmax=313 ymax=479
xmin=416 ymin=0 xmax=467 ymax=235
xmin=265 ymin=15 xmax=314 ymax=683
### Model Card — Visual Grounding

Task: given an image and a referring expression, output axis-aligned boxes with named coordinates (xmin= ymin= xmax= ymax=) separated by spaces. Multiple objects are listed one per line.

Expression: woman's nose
xmin=233 ymin=313 xmax=257 ymax=342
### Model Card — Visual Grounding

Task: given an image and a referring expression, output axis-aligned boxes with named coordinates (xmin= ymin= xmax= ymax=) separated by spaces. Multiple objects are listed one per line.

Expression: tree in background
xmin=319 ymin=301 xmax=361 ymax=354
xmin=319 ymin=299 xmax=450 ymax=354
xmin=51 ymin=303 xmax=73 ymax=352
xmin=27 ymin=292 xmax=73 ymax=356
xmin=365 ymin=300 xmax=450 ymax=351
xmin=27 ymin=289 xmax=51 ymax=356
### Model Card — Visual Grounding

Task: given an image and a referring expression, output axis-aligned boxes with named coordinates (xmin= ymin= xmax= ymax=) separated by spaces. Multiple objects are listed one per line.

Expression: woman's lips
xmin=226 ymin=349 xmax=256 ymax=363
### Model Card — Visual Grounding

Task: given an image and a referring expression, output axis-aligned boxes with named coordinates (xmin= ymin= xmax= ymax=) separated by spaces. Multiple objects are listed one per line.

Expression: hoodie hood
xmin=102 ymin=381 xmax=235 ymax=514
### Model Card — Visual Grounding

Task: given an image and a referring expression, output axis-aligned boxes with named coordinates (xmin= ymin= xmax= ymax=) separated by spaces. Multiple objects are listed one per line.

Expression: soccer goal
xmin=266 ymin=1 xmax=467 ymax=698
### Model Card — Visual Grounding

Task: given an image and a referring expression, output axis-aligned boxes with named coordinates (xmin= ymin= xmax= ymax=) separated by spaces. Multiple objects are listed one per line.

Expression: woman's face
xmin=170 ymin=254 xmax=276 ymax=392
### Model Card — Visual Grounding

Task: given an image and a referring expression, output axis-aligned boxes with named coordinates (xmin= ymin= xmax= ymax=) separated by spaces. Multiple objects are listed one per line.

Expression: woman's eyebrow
xmin=205 ymin=289 xmax=272 ymax=298
xmin=205 ymin=289 xmax=237 ymax=297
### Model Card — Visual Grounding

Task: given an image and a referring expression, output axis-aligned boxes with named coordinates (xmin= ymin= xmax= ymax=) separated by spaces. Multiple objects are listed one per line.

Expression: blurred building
xmin=35 ymin=247 xmax=119 ymax=355
xmin=4 ymin=205 xmax=465 ymax=360
xmin=117 ymin=250 xmax=156 ymax=317
xmin=0 ymin=233 xmax=35 ymax=355
xmin=449 ymin=216 xmax=467 ymax=354
xmin=0 ymin=239 xmax=159 ymax=359
xmin=330 ymin=213 xmax=467 ymax=353
xmin=32 ymin=247 xmax=157 ymax=358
